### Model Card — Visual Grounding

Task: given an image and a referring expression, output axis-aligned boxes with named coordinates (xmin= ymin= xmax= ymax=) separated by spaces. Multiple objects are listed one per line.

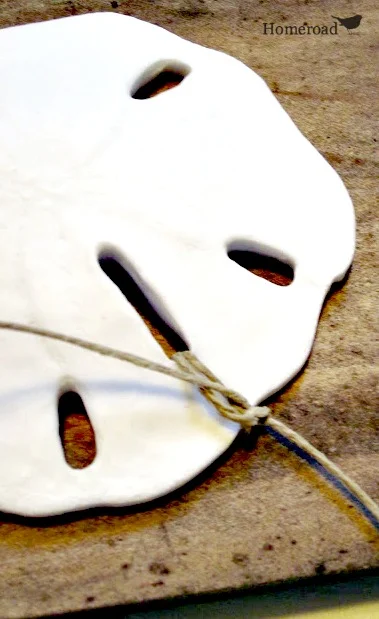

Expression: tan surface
xmin=0 ymin=1 xmax=378 ymax=618
xmin=290 ymin=602 xmax=379 ymax=619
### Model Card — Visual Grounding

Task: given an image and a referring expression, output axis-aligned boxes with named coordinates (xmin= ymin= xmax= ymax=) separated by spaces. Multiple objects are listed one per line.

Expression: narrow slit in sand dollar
xmin=131 ymin=61 xmax=190 ymax=99
xmin=98 ymin=248 xmax=189 ymax=357
xmin=228 ymin=247 xmax=294 ymax=287
xmin=57 ymin=388 xmax=96 ymax=469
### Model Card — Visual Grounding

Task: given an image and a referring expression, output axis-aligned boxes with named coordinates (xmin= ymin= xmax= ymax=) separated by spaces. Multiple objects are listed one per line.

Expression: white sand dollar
xmin=0 ymin=13 xmax=354 ymax=516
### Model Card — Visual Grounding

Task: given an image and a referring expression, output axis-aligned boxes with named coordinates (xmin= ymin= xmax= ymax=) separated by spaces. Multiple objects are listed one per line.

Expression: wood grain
xmin=0 ymin=2 xmax=378 ymax=617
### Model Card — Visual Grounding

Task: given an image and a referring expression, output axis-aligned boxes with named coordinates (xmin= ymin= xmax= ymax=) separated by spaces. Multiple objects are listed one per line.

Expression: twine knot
xmin=172 ymin=350 xmax=270 ymax=431
xmin=230 ymin=405 xmax=271 ymax=430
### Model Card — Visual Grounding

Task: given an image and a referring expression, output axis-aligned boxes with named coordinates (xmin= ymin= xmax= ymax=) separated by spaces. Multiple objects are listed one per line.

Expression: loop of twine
xmin=0 ymin=320 xmax=378 ymax=529
xmin=173 ymin=350 xmax=270 ymax=430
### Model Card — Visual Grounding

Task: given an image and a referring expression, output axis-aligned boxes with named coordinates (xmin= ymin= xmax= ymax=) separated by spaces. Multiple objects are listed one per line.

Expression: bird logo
xmin=331 ymin=14 xmax=362 ymax=33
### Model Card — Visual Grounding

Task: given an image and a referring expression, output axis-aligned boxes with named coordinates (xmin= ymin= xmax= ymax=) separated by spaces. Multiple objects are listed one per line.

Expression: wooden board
xmin=0 ymin=1 xmax=378 ymax=617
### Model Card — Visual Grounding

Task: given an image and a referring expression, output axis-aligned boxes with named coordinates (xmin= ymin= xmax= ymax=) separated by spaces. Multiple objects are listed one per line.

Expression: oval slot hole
xmin=131 ymin=69 xmax=187 ymax=100
xmin=58 ymin=389 xmax=96 ymax=469
xmin=228 ymin=249 xmax=294 ymax=287
xmin=98 ymin=252 xmax=188 ymax=357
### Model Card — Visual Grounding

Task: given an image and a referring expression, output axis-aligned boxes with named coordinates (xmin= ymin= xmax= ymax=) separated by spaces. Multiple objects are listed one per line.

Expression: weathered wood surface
xmin=0 ymin=1 xmax=378 ymax=617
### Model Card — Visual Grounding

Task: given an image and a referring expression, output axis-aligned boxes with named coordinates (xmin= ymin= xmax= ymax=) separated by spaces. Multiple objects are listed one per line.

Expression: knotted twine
xmin=0 ymin=320 xmax=378 ymax=529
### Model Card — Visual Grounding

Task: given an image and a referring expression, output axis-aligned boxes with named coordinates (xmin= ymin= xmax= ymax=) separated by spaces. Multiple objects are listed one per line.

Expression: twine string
xmin=0 ymin=320 xmax=378 ymax=528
